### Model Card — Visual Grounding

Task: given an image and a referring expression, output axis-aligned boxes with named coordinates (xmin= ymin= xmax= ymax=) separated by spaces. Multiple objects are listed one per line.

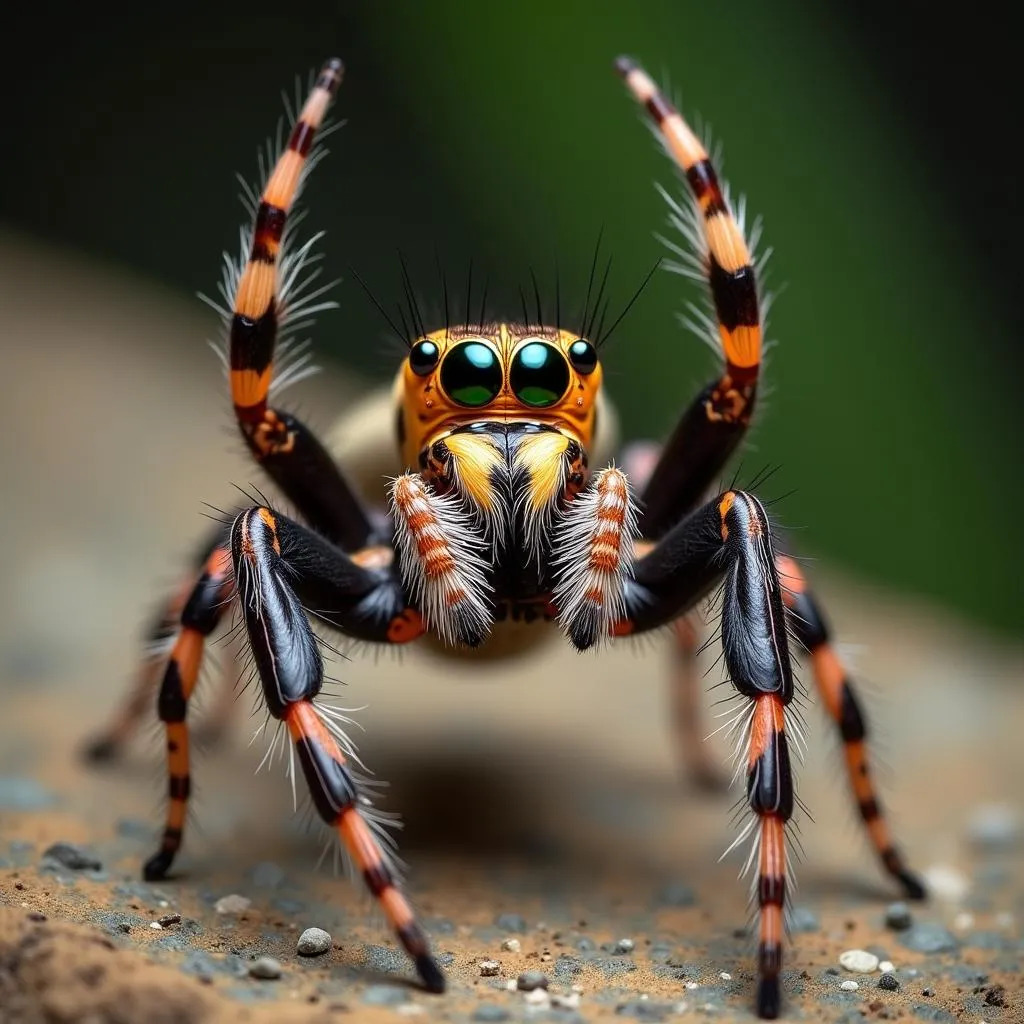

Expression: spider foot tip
xmin=416 ymin=954 xmax=446 ymax=994
xmin=755 ymin=975 xmax=781 ymax=1019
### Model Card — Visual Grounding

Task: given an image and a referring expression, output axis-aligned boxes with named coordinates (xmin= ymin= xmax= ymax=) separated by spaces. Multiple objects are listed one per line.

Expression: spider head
xmin=394 ymin=323 xmax=602 ymax=468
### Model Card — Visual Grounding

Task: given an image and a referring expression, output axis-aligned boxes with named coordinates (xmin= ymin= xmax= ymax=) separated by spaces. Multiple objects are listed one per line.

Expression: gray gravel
xmin=248 ymin=956 xmax=282 ymax=979
xmin=495 ymin=913 xmax=527 ymax=933
xmin=41 ymin=842 xmax=101 ymax=871
xmin=472 ymin=1007 xmax=511 ymax=1022
xmin=899 ymin=923 xmax=959 ymax=954
xmin=516 ymin=970 xmax=549 ymax=991
xmin=884 ymin=901 xmax=913 ymax=930
xmin=789 ymin=906 xmax=820 ymax=932
xmin=296 ymin=926 xmax=332 ymax=956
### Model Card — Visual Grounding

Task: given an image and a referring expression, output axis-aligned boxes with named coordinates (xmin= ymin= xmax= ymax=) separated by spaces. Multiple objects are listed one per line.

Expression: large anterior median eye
xmin=510 ymin=342 xmax=570 ymax=407
xmin=439 ymin=341 xmax=503 ymax=407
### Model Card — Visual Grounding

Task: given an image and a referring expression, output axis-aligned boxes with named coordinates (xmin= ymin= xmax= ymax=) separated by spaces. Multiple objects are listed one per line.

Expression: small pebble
xmin=149 ymin=921 xmax=163 ymax=930
xmin=523 ymin=989 xmax=549 ymax=1007
xmin=899 ymin=922 xmax=959 ymax=954
xmin=500 ymin=938 xmax=521 ymax=953
xmin=719 ymin=972 xmax=732 ymax=981
xmin=966 ymin=803 xmax=1021 ymax=848
xmin=495 ymin=913 xmax=527 ymax=933
xmin=614 ymin=937 xmax=635 ymax=954
xmin=840 ymin=980 xmax=859 ymax=992
xmin=214 ymin=894 xmax=251 ymax=915
xmin=684 ymin=981 xmax=699 ymax=990
xmin=878 ymin=961 xmax=894 ymax=973
xmin=953 ymin=911 xmax=974 ymax=931
xmin=885 ymin=902 xmax=913 ymax=930
xmin=157 ymin=912 xmax=181 ymax=928
xmin=478 ymin=959 xmax=500 ymax=977
xmin=839 ymin=949 xmax=879 ymax=974
xmin=516 ymin=970 xmax=549 ymax=991
xmin=41 ymin=842 xmax=102 ymax=872
xmin=551 ymin=992 xmax=581 ymax=1010
xmin=921 ymin=864 xmax=970 ymax=902
xmin=878 ymin=973 xmax=900 ymax=991
xmin=922 ymin=987 xmax=935 ymax=996
xmin=249 ymin=956 xmax=283 ymax=979
xmin=789 ymin=906 xmax=820 ymax=933
xmin=297 ymin=927 xmax=332 ymax=956
xmin=471 ymin=1006 xmax=510 ymax=1023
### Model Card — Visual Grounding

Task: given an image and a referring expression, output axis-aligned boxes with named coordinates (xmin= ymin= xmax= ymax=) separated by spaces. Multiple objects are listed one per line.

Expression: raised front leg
xmin=615 ymin=58 xmax=767 ymax=539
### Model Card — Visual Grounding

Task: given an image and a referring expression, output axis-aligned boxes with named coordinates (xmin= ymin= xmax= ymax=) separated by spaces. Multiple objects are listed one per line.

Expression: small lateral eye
xmin=409 ymin=339 xmax=440 ymax=376
xmin=568 ymin=339 xmax=598 ymax=375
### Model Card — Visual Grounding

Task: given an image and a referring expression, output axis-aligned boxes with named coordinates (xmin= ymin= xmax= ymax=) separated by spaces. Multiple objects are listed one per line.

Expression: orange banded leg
xmin=286 ymin=702 xmax=443 ymax=991
xmin=230 ymin=506 xmax=441 ymax=990
xmin=776 ymin=555 xmax=925 ymax=899
xmin=746 ymin=695 xmax=793 ymax=1020
xmin=227 ymin=57 xmax=376 ymax=552
xmin=615 ymin=57 xmax=762 ymax=538
xmin=614 ymin=491 xmax=796 ymax=1018
xmin=144 ymin=547 xmax=233 ymax=880
xmin=670 ymin=615 xmax=727 ymax=790
xmin=82 ymin=532 xmax=225 ymax=762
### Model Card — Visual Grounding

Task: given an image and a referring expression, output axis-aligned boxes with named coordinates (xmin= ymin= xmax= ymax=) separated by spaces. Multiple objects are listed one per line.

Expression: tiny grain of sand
xmin=1 ymin=236 xmax=1022 ymax=1021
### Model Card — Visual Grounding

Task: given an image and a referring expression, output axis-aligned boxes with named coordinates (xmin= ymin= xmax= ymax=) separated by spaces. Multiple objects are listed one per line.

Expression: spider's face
xmin=394 ymin=323 xmax=602 ymax=468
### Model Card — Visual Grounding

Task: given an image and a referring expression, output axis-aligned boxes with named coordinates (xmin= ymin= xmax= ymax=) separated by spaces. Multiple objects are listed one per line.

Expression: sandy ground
xmin=0 ymin=232 xmax=1022 ymax=1023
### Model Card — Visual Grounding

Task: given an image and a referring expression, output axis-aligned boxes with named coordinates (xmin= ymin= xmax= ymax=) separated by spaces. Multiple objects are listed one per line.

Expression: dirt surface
xmin=1 ymin=233 xmax=1022 ymax=1022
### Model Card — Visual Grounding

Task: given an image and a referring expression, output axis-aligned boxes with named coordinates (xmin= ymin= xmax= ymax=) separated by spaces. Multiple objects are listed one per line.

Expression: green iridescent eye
xmin=568 ymin=338 xmax=598 ymax=375
xmin=439 ymin=341 xmax=502 ymax=407
xmin=409 ymin=339 xmax=440 ymax=376
xmin=510 ymin=342 xmax=570 ymax=408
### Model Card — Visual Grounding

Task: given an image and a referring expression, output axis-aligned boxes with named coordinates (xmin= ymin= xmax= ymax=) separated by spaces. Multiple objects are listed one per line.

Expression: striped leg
xmin=613 ymin=491 xmax=796 ymax=1018
xmin=144 ymin=547 xmax=234 ymax=880
xmin=551 ymin=466 xmax=639 ymax=650
xmin=746 ymin=695 xmax=793 ymax=1020
xmin=670 ymin=615 xmax=727 ymax=790
xmin=227 ymin=57 xmax=376 ymax=552
xmin=615 ymin=57 xmax=763 ymax=540
xmin=776 ymin=555 xmax=925 ymax=899
xmin=84 ymin=529 xmax=227 ymax=762
xmin=231 ymin=505 xmax=442 ymax=991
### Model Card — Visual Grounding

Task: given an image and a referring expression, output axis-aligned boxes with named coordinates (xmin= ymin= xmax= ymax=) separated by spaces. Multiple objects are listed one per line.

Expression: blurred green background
xmin=2 ymin=3 xmax=1020 ymax=637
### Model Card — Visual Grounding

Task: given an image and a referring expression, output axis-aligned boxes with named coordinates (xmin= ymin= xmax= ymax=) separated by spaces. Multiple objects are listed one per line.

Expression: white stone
xmin=840 ymin=980 xmax=859 ymax=992
xmin=214 ymin=894 xmax=251 ymax=915
xmin=296 ymin=926 xmax=332 ymax=956
xmin=501 ymin=938 xmax=521 ymax=953
xmin=921 ymin=863 xmax=970 ymax=902
xmin=879 ymin=960 xmax=895 ymax=973
xmin=839 ymin=949 xmax=879 ymax=973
